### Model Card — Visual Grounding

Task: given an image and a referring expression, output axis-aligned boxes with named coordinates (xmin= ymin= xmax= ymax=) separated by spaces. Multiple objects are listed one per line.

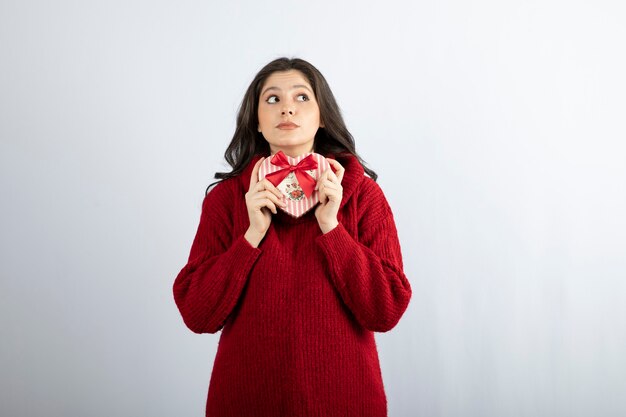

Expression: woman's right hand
xmin=244 ymin=157 xmax=286 ymax=247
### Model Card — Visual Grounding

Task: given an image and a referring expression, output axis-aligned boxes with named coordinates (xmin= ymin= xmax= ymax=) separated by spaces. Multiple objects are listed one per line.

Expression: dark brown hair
xmin=206 ymin=57 xmax=377 ymax=195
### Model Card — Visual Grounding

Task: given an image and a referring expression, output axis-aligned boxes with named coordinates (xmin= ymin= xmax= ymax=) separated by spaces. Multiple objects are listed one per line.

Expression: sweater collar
xmin=241 ymin=151 xmax=365 ymax=209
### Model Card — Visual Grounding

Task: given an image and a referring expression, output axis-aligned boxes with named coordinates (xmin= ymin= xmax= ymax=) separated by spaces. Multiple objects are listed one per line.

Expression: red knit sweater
xmin=173 ymin=152 xmax=412 ymax=417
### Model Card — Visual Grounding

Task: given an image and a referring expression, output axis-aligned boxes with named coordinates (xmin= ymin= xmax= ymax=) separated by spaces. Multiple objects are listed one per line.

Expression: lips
xmin=277 ymin=122 xmax=299 ymax=129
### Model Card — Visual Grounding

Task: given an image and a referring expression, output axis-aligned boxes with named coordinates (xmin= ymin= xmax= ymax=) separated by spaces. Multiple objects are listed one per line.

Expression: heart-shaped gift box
xmin=258 ymin=151 xmax=330 ymax=218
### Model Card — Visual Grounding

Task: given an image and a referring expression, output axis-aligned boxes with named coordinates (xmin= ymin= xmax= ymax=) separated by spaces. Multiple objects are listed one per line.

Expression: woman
xmin=173 ymin=57 xmax=412 ymax=417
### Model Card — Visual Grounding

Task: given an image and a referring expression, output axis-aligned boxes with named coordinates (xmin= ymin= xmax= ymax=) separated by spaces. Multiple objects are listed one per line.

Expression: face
xmin=257 ymin=70 xmax=323 ymax=157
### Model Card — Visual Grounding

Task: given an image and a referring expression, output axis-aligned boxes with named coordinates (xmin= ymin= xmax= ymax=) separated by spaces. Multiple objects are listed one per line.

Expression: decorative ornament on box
xmin=258 ymin=150 xmax=331 ymax=218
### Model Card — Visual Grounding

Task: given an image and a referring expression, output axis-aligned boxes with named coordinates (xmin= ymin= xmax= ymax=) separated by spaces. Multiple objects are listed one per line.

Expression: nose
xmin=281 ymin=102 xmax=294 ymax=116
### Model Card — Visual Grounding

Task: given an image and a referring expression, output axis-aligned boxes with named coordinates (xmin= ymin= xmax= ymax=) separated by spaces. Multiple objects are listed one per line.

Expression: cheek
xmin=313 ymin=114 xmax=322 ymax=127
xmin=306 ymin=107 xmax=321 ymax=124
xmin=257 ymin=109 xmax=269 ymax=127
xmin=312 ymin=106 xmax=321 ymax=123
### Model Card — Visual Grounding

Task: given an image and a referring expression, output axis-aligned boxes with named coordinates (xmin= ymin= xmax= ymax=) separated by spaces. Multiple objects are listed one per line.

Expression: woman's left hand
xmin=315 ymin=158 xmax=345 ymax=234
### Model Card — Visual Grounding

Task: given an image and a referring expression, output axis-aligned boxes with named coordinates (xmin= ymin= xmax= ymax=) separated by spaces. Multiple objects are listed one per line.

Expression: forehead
xmin=261 ymin=70 xmax=312 ymax=92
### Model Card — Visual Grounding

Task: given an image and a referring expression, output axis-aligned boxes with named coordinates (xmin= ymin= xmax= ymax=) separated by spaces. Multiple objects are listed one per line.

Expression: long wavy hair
xmin=206 ymin=57 xmax=377 ymax=195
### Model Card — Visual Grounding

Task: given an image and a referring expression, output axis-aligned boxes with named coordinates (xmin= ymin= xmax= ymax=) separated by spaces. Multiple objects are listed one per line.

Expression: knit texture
xmin=173 ymin=152 xmax=412 ymax=417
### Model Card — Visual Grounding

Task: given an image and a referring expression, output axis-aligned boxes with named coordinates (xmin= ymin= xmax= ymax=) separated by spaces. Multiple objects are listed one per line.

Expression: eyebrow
xmin=261 ymin=84 xmax=313 ymax=96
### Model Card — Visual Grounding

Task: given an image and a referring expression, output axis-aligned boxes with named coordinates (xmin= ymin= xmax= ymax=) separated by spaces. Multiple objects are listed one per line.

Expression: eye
xmin=297 ymin=94 xmax=309 ymax=102
xmin=266 ymin=95 xmax=279 ymax=104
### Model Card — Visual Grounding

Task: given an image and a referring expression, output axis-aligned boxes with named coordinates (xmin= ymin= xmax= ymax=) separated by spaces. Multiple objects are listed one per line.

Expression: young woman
xmin=173 ymin=57 xmax=412 ymax=417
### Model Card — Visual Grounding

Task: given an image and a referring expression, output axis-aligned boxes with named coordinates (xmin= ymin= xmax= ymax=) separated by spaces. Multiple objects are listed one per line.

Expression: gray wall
xmin=1 ymin=1 xmax=625 ymax=416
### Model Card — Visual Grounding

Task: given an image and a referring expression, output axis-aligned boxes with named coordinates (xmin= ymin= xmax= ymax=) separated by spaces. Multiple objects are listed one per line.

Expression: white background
xmin=1 ymin=1 xmax=625 ymax=416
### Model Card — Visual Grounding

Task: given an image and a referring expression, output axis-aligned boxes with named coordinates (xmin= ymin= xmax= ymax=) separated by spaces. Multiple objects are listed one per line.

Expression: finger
xmin=254 ymin=179 xmax=282 ymax=201
xmin=321 ymin=169 xmax=342 ymax=187
xmin=321 ymin=179 xmax=340 ymax=190
xmin=315 ymin=170 xmax=328 ymax=190
xmin=260 ymin=178 xmax=284 ymax=200
xmin=320 ymin=177 xmax=343 ymax=189
xmin=255 ymin=197 xmax=278 ymax=214
xmin=317 ymin=182 xmax=327 ymax=203
xmin=264 ymin=200 xmax=278 ymax=214
xmin=326 ymin=168 xmax=339 ymax=183
xmin=262 ymin=190 xmax=287 ymax=207
xmin=249 ymin=158 xmax=265 ymax=191
xmin=322 ymin=184 xmax=343 ymax=202
xmin=323 ymin=182 xmax=341 ymax=194
xmin=327 ymin=159 xmax=345 ymax=183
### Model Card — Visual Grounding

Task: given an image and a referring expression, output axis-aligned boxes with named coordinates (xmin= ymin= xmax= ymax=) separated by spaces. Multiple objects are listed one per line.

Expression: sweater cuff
xmin=234 ymin=233 xmax=263 ymax=257
xmin=315 ymin=223 xmax=356 ymax=288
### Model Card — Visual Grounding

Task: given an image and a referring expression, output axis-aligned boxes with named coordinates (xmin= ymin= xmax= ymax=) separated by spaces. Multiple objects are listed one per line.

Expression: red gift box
xmin=258 ymin=151 xmax=331 ymax=218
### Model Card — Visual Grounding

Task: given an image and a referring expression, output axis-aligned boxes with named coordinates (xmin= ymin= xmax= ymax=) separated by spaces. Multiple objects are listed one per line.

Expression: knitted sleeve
xmin=315 ymin=178 xmax=412 ymax=332
xmin=173 ymin=181 xmax=262 ymax=334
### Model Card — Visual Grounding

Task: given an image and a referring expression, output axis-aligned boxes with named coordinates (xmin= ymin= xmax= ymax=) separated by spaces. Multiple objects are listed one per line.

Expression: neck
xmin=270 ymin=145 xmax=314 ymax=158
